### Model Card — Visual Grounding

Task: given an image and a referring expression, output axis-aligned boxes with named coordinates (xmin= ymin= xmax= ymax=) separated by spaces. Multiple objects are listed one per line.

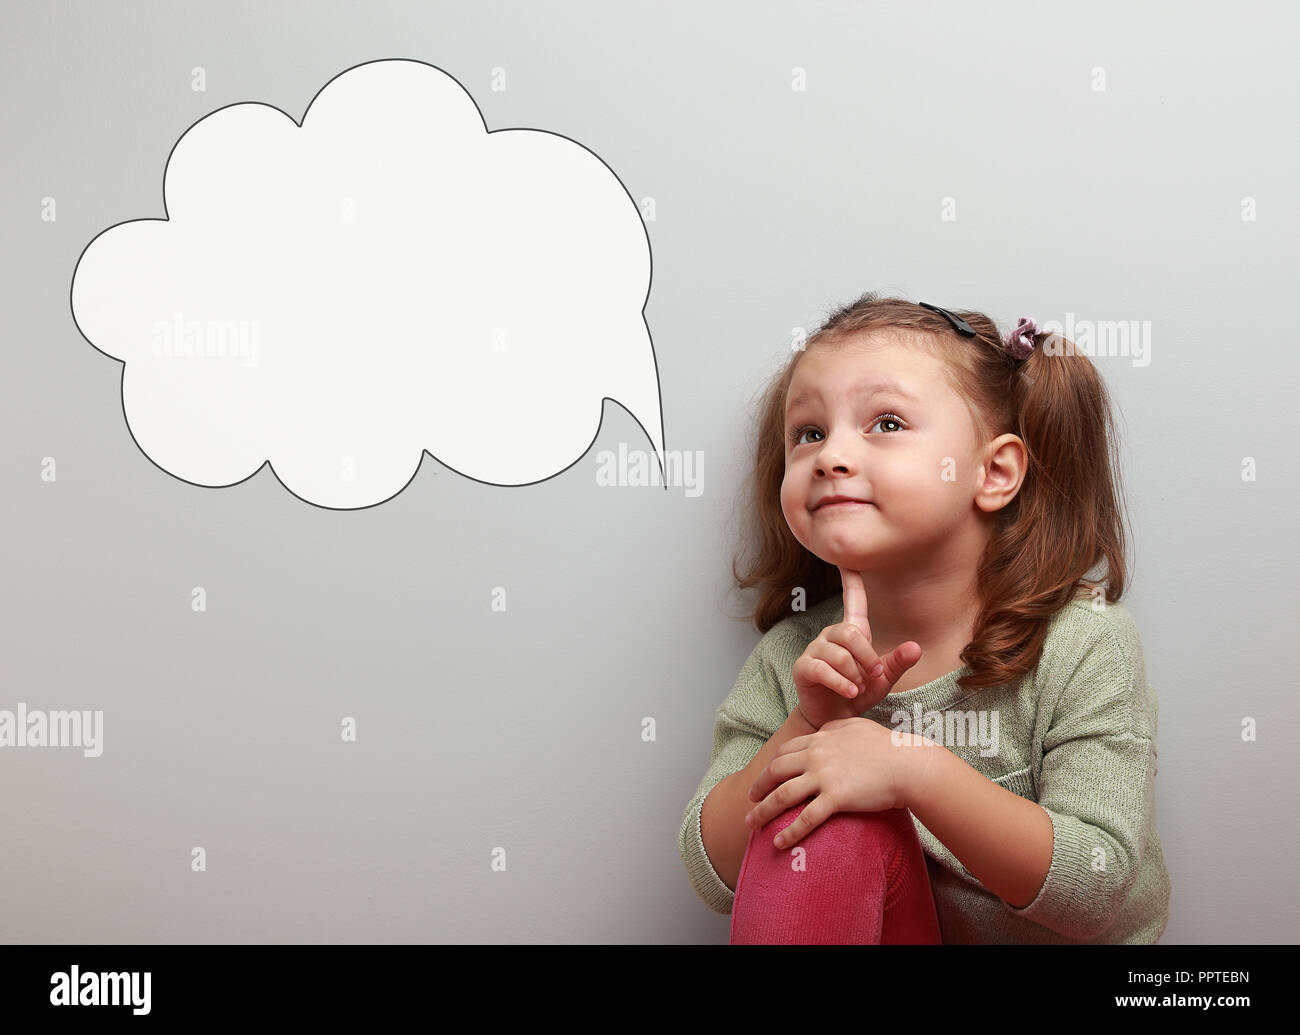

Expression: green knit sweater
xmin=680 ymin=589 xmax=1171 ymax=943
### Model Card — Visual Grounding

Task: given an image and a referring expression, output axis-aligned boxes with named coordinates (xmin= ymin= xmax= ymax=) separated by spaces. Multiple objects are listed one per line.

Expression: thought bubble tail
xmin=607 ymin=324 xmax=666 ymax=488
xmin=625 ymin=398 xmax=667 ymax=489
xmin=645 ymin=410 xmax=666 ymax=489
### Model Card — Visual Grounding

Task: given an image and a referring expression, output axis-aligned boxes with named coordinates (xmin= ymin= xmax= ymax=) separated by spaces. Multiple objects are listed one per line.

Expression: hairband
xmin=918 ymin=301 xmax=975 ymax=336
xmin=918 ymin=302 xmax=1038 ymax=361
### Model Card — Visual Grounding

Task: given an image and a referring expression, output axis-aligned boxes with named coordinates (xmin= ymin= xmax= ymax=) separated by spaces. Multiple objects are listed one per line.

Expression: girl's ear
xmin=974 ymin=434 xmax=1027 ymax=513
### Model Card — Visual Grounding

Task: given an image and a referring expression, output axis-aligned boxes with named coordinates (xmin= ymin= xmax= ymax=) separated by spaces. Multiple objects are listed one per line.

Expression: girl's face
xmin=780 ymin=337 xmax=993 ymax=573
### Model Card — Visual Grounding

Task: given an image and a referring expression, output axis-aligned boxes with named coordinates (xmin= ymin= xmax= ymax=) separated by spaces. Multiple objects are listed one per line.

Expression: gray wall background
xmin=3 ymin=0 xmax=1297 ymax=943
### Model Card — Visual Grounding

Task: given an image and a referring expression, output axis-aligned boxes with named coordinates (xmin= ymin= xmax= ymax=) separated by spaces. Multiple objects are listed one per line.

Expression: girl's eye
xmin=788 ymin=413 xmax=905 ymax=445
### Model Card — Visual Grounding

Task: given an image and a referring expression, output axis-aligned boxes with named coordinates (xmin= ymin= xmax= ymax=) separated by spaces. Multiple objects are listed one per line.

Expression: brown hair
xmin=728 ymin=292 xmax=1131 ymax=692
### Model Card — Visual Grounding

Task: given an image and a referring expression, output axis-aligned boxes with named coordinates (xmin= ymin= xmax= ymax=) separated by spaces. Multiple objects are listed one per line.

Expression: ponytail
xmin=962 ymin=328 xmax=1129 ymax=690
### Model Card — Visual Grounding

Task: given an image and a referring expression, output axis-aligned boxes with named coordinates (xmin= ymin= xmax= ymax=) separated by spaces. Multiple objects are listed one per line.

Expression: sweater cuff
xmin=684 ymin=798 xmax=736 ymax=914
xmin=1005 ymin=805 xmax=1121 ymax=940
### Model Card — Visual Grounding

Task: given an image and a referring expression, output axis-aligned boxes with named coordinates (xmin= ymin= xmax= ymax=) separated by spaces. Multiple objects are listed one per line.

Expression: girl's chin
xmin=810 ymin=540 xmax=884 ymax=569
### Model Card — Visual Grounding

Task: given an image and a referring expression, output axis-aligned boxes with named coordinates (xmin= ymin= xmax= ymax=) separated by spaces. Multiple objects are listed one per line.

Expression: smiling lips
xmin=814 ymin=496 xmax=871 ymax=511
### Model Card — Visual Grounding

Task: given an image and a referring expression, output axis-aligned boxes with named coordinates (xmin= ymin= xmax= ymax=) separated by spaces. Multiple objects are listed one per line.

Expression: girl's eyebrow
xmin=786 ymin=378 xmax=919 ymax=412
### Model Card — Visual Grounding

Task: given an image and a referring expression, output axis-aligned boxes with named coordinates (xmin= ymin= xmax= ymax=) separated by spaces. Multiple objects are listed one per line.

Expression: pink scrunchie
xmin=1005 ymin=316 xmax=1039 ymax=360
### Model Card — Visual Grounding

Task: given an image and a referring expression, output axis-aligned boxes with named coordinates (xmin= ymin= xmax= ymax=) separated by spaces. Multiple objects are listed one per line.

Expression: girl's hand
xmin=744 ymin=717 xmax=911 ymax=849
xmin=792 ymin=567 xmax=922 ymax=731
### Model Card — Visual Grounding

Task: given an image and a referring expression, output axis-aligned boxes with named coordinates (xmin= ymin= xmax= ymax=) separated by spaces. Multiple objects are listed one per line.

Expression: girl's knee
xmin=762 ymin=801 xmax=917 ymax=854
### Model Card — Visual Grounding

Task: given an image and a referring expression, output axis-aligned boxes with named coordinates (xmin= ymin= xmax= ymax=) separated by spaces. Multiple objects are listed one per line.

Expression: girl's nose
xmin=815 ymin=445 xmax=855 ymax=475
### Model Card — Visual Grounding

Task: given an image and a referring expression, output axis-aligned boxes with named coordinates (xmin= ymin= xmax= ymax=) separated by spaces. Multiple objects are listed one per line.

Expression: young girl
xmin=679 ymin=293 xmax=1170 ymax=944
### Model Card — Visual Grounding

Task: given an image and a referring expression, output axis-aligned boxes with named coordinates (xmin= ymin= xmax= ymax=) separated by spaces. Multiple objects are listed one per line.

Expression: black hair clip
xmin=918 ymin=302 xmax=976 ymax=337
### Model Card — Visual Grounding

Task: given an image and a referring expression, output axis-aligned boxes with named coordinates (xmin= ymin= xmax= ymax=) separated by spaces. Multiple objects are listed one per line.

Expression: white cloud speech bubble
xmin=70 ymin=58 xmax=664 ymax=509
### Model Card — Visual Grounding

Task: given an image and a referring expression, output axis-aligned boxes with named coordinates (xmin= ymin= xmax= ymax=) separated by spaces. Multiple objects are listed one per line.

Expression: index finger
xmin=838 ymin=567 xmax=870 ymax=637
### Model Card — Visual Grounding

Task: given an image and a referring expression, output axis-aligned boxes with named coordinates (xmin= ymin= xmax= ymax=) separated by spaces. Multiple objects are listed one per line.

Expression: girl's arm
xmin=701 ymin=708 xmax=817 ymax=891
xmin=896 ymin=734 xmax=1053 ymax=908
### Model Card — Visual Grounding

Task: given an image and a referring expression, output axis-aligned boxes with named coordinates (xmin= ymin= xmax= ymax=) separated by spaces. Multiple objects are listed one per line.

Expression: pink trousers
xmin=730 ymin=800 xmax=943 ymax=945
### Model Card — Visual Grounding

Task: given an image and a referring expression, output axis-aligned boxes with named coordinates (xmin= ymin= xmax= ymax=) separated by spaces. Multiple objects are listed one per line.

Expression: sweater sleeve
xmin=1006 ymin=616 xmax=1158 ymax=940
xmin=679 ymin=624 xmax=798 ymax=914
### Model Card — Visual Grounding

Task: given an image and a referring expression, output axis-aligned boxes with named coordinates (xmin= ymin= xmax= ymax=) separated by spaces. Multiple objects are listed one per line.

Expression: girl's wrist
xmin=893 ymin=732 xmax=942 ymax=806
xmin=792 ymin=706 xmax=818 ymax=734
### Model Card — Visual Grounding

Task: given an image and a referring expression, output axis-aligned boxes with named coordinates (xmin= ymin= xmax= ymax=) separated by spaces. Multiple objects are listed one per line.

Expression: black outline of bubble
xmin=68 ymin=57 xmax=667 ymax=512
